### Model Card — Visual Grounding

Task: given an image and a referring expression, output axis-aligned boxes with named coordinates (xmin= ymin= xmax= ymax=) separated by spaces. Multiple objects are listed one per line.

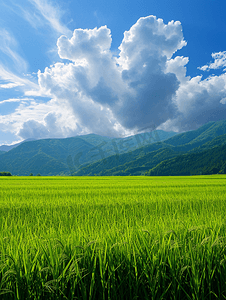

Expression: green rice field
xmin=0 ymin=175 xmax=226 ymax=299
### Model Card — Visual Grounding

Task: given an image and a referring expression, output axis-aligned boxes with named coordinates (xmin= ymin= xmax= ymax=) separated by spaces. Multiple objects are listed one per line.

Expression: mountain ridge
xmin=1 ymin=120 xmax=226 ymax=176
xmin=73 ymin=120 xmax=226 ymax=176
xmin=0 ymin=138 xmax=36 ymax=152
xmin=0 ymin=130 xmax=176 ymax=175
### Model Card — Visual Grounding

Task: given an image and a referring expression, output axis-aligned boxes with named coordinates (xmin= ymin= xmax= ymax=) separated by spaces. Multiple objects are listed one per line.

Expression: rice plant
xmin=0 ymin=175 xmax=226 ymax=299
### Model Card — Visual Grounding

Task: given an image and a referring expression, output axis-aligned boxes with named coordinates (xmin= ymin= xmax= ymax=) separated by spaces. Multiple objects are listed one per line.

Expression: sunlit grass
xmin=0 ymin=175 xmax=226 ymax=299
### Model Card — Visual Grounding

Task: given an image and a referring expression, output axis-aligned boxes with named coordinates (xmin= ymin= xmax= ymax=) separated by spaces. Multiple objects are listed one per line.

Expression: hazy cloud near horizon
xmin=2 ymin=15 xmax=226 ymax=142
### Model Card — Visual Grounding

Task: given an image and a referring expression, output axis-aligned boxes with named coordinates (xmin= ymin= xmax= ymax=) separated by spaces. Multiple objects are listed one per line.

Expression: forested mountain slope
xmin=74 ymin=120 xmax=226 ymax=176
xmin=0 ymin=138 xmax=36 ymax=152
xmin=147 ymin=144 xmax=226 ymax=176
xmin=0 ymin=130 xmax=175 ymax=175
xmin=1 ymin=120 xmax=226 ymax=176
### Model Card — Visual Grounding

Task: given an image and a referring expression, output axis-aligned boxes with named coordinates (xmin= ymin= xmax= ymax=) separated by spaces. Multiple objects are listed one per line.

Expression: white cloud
xmin=220 ymin=97 xmax=226 ymax=104
xmin=35 ymin=15 xmax=187 ymax=137
xmin=165 ymin=56 xmax=189 ymax=83
xmin=0 ymin=29 xmax=28 ymax=72
xmin=162 ymin=72 xmax=226 ymax=131
xmin=0 ymin=82 xmax=24 ymax=89
xmin=113 ymin=16 xmax=186 ymax=130
xmin=0 ymin=98 xmax=32 ymax=104
xmin=0 ymin=64 xmax=39 ymax=93
xmin=13 ymin=4 xmax=44 ymax=30
xmin=18 ymin=111 xmax=78 ymax=140
xmin=28 ymin=0 xmax=72 ymax=36
xmin=37 ymin=62 xmax=125 ymax=137
xmin=0 ymin=98 xmax=80 ymax=140
xmin=117 ymin=16 xmax=186 ymax=69
xmin=198 ymin=51 xmax=226 ymax=71
xmin=2 ymin=15 xmax=226 ymax=142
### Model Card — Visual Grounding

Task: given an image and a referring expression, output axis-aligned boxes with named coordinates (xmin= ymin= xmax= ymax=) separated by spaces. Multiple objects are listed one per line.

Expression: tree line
xmin=0 ymin=172 xmax=12 ymax=176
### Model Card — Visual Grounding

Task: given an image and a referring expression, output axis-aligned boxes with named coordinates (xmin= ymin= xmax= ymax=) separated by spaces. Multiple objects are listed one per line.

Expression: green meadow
xmin=0 ymin=176 xmax=226 ymax=299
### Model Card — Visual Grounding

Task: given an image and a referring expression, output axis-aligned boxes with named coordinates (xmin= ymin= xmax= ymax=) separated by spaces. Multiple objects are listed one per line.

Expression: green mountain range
xmin=0 ymin=130 xmax=176 ymax=176
xmin=73 ymin=120 xmax=226 ymax=176
xmin=1 ymin=120 xmax=226 ymax=176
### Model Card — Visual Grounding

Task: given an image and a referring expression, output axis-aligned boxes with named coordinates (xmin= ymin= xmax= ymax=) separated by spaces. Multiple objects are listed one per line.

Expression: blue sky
xmin=0 ymin=0 xmax=226 ymax=145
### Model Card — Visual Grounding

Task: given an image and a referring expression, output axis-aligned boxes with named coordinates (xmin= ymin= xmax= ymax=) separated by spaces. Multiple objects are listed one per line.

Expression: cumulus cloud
xmin=0 ymin=98 xmax=80 ymax=141
xmin=35 ymin=15 xmax=187 ymax=138
xmin=168 ymin=72 xmax=226 ymax=130
xmin=3 ymin=14 xmax=226 ymax=142
xmin=113 ymin=16 xmax=186 ymax=130
xmin=198 ymin=51 xmax=226 ymax=71
xmin=18 ymin=110 xmax=82 ymax=140
xmin=18 ymin=119 xmax=49 ymax=139
xmin=18 ymin=112 xmax=67 ymax=140
xmin=165 ymin=56 xmax=189 ymax=83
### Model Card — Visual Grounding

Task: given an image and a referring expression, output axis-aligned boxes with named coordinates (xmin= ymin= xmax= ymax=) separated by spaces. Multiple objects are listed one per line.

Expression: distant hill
xmin=0 ymin=136 xmax=96 ymax=176
xmin=0 ymin=151 xmax=5 ymax=155
xmin=0 ymin=130 xmax=176 ymax=176
xmin=73 ymin=120 xmax=226 ymax=176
